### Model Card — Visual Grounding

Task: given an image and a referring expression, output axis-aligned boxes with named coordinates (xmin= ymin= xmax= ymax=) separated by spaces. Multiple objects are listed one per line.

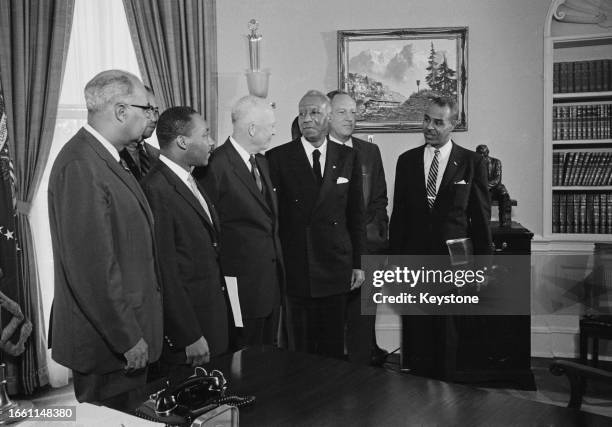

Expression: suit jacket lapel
xmin=314 ymin=137 xmax=338 ymax=210
xmin=199 ymin=181 xmax=221 ymax=234
xmin=438 ymin=141 xmax=462 ymax=192
xmin=256 ymin=154 xmax=278 ymax=216
xmin=84 ymin=129 xmax=154 ymax=227
xmin=225 ymin=139 xmax=272 ymax=215
xmin=158 ymin=163 xmax=216 ymax=233
xmin=413 ymin=145 xmax=427 ymax=207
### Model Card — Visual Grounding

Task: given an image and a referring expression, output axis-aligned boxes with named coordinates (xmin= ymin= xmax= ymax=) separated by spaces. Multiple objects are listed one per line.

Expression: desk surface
xmin=106 ymin=346 xmax=610 ymax=426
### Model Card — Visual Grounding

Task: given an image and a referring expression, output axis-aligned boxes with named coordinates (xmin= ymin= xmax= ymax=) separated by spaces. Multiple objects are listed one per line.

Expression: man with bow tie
xmin=389 ymin=96 xmax=492 ymax=379
xmin=141 ymin=106 xmax=229 ymax=373
xmin=267 ymin=90 xmax=365 ymax=359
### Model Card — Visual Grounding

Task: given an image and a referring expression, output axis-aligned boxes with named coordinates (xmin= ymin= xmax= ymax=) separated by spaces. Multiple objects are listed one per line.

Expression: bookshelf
xmin=544 ymin=31 xmax=612 ymax=241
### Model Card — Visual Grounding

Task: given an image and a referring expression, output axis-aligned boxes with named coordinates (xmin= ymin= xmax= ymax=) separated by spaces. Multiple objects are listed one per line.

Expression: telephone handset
xmin=136 ymin=367 xmax=255 ymax=426
xmin=154 ymin=367 xmax=227 ymax=417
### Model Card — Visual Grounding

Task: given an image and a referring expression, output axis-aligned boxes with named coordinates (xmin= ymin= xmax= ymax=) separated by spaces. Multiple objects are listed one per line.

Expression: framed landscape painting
xmin=337 ymin=27 xmax=468 ymax=133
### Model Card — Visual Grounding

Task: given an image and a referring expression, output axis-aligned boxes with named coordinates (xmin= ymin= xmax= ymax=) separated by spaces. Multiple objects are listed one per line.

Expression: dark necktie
xmin=312 ymin=149 xmax=323 ymax=186
xmin=138 ymin=143 xmax=151 ymax=177
xmin=249 ymin=155 xmax=263 ymax=193
xmin=426 ymin=149 xmax=440 ymax=209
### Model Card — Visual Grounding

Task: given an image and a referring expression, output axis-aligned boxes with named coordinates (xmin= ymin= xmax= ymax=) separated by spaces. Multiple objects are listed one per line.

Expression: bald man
xmin=197 ymin=95 xmax=283 ymax=347
xmin=266 ymin=90 xmax=365 ymax=359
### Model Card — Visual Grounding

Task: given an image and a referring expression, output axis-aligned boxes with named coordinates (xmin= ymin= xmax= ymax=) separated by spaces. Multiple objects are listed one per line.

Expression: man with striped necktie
xmin=389 ymin=96 xmax=491 ymax=379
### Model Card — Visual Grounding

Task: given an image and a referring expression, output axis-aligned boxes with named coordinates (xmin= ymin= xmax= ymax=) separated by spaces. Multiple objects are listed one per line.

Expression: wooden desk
xmin=103 ymin=346 xmax=609 ymax=426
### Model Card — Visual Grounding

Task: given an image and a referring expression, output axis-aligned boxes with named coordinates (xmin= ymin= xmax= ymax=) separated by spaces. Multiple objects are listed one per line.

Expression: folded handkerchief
xmin=337 ymin=177 xmax=349 ymax=184
xmin=455 ymin=180 xmax=467 ymax=184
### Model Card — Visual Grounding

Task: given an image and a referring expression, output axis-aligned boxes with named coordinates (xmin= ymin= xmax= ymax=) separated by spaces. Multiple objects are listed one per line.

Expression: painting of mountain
xmin=338 ymin=28 xmax=467 ymax=132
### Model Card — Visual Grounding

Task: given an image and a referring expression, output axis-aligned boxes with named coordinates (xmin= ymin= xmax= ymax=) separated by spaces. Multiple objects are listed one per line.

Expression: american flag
xmin=0 ymin=94 xmax=17 ymax=248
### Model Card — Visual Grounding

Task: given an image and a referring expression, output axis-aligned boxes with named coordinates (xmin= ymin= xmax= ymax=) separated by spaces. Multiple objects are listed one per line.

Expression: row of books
xmin=552 ymin=104 xmax=611 ymax=140
xmin=553 ymin=59 xmax=612 ymax=93
xmin=552 ymin=151 xmax=612 ymax=186
xmin=552 ymin=192 xmax=612 ymax=234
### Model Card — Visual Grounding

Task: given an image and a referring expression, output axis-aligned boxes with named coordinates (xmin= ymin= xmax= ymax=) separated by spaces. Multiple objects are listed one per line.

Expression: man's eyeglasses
xmin=126 ymin=103 xmax=160 ymax=118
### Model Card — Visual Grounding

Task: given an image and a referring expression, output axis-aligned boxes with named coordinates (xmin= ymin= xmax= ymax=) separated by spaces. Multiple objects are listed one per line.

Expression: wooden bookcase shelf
xmin=544 ymin=31 xmax=612 ymax=240
xmin=553 ymin=186 xmax=612 ymax=191
xmin=554 ymin=91 xmax=612 ymax=101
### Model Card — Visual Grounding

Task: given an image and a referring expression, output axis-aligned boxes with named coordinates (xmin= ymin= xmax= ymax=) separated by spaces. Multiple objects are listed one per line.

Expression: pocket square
xmin=336 ymin=177 xmax=349 ymax=184
xmin=455 ymin=180 xmax=467 ymax=184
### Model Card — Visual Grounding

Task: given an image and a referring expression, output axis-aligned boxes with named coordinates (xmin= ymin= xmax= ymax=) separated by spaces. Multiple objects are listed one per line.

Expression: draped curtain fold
xmin=123 ymin=0 xmax=218 ymax=141
xmin=0 ymin=0 xmax=74 ymax=394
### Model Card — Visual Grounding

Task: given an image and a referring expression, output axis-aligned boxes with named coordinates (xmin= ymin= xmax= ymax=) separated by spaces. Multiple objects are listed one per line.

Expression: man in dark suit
xmin=197 ymin=95 xmax=282 ymax=347
xmin=48 ymin=70 xmax=163 ymax=402
xmin=119 ymin=86 xmax=160 ymax=180
xmin=389 ymin=96 xmax=492 ymax=379
xmin=141 ymin=107 xmax=229 ymax=371
xmin=327 ymin=90 xmax=389 ymax=366
xmin=267 ymin=90 xmax=365 ymax=359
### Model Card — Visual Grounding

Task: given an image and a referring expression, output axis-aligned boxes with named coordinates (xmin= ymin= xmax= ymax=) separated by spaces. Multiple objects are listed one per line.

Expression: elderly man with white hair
xmin=197 ymin=95 xmax=284 ymax=348
xmin=266 ymin=90 xmax=365 ymax=359
xmin=48 ymin=69 xmax=163 ymax=402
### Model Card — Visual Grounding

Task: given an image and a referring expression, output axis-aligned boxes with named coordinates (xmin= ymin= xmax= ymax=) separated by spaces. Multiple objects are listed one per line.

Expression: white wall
xmin=216 ymin=0 xmax=549 ymax=235
xmin=217 ymin=0 xmax=551 ymax=352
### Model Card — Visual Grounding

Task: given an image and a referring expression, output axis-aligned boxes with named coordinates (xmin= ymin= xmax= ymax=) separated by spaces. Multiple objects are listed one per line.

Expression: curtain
xmin=0 ymin=0 xmax=74 ymax=394
xmin=123 ymin=0 xmax=218 ymax=141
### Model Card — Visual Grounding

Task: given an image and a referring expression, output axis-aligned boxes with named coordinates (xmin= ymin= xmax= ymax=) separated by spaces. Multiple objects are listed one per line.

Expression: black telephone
xmin=136 ymin=367 xmax=254 ymax=426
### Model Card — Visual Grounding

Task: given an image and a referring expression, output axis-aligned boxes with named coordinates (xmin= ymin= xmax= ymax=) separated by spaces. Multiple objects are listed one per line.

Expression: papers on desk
xmin=77 ymin=403 xmax=164 ymax=426
xmin=18 ymin=402 xmax=163 ymax=426
xmin=225 ymin=276 xmax=243 ymax=327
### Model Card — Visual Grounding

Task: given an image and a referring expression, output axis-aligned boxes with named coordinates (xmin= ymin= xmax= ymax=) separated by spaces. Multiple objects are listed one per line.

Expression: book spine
xmin=593 ymin=194 xmax=600 ymax=234
xmin=595 ymin=60 xmax=603 ymax=92
xmin=560 ymin=194 xmax=567 ymax=233
xmin=576 ymin=193 xmax=590 ymax=234
xmin=552 ymin=193 xmax=560 ymax=233
xmin=607 ymin=194 xmax=612 ymax=234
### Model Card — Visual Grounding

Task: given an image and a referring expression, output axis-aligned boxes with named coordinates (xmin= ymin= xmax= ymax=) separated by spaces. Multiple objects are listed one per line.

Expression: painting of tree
xmin=338 ymin=27 xmax=468 ymax=132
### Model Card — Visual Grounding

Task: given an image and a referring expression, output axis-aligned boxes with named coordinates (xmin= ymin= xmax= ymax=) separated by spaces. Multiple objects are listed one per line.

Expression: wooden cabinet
xmin=401 ymin=222 xmax=535 ymax=390
xmin=451 ymin=222 xmax=535 ymax=390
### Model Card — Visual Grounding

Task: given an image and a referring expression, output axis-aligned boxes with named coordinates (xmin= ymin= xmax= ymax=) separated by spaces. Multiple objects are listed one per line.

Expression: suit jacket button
xmin=272 ymin=258 xmax=276 ymax=263
xmin=221 ymin=286 xmax=226 ymax=291
xmin=212 ymin=242 xmax=218 ymax=247
xmin=332 ymin=221 xmax=338 ymax=226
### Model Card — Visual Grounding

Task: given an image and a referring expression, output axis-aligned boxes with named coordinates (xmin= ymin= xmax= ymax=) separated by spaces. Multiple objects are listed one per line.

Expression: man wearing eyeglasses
xmin=48 ymin=69 xmax=163 ymax=402
xmin=119 ymin=86 xmax=160 ymax=181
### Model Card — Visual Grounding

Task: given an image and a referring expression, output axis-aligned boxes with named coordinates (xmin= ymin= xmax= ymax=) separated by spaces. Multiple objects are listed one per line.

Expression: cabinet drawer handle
xmin=494 ymin=242 xmax=508 ymax=252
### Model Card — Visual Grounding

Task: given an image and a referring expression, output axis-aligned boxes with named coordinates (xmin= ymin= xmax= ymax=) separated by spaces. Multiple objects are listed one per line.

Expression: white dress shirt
xmin=329 ymin=134 xmax=353 ymax=148
xmin=424 ymin=140 xmax=453 ymax=193
xmin=159 ymin=154 xmax=212 ymax=221
xmin=301 ymin=137 xmax=328 ymax=177
xmin=84 ymin=123 xmax=120 ymax=162
xmin=228 ymin=136 xmax=253 ymax=172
